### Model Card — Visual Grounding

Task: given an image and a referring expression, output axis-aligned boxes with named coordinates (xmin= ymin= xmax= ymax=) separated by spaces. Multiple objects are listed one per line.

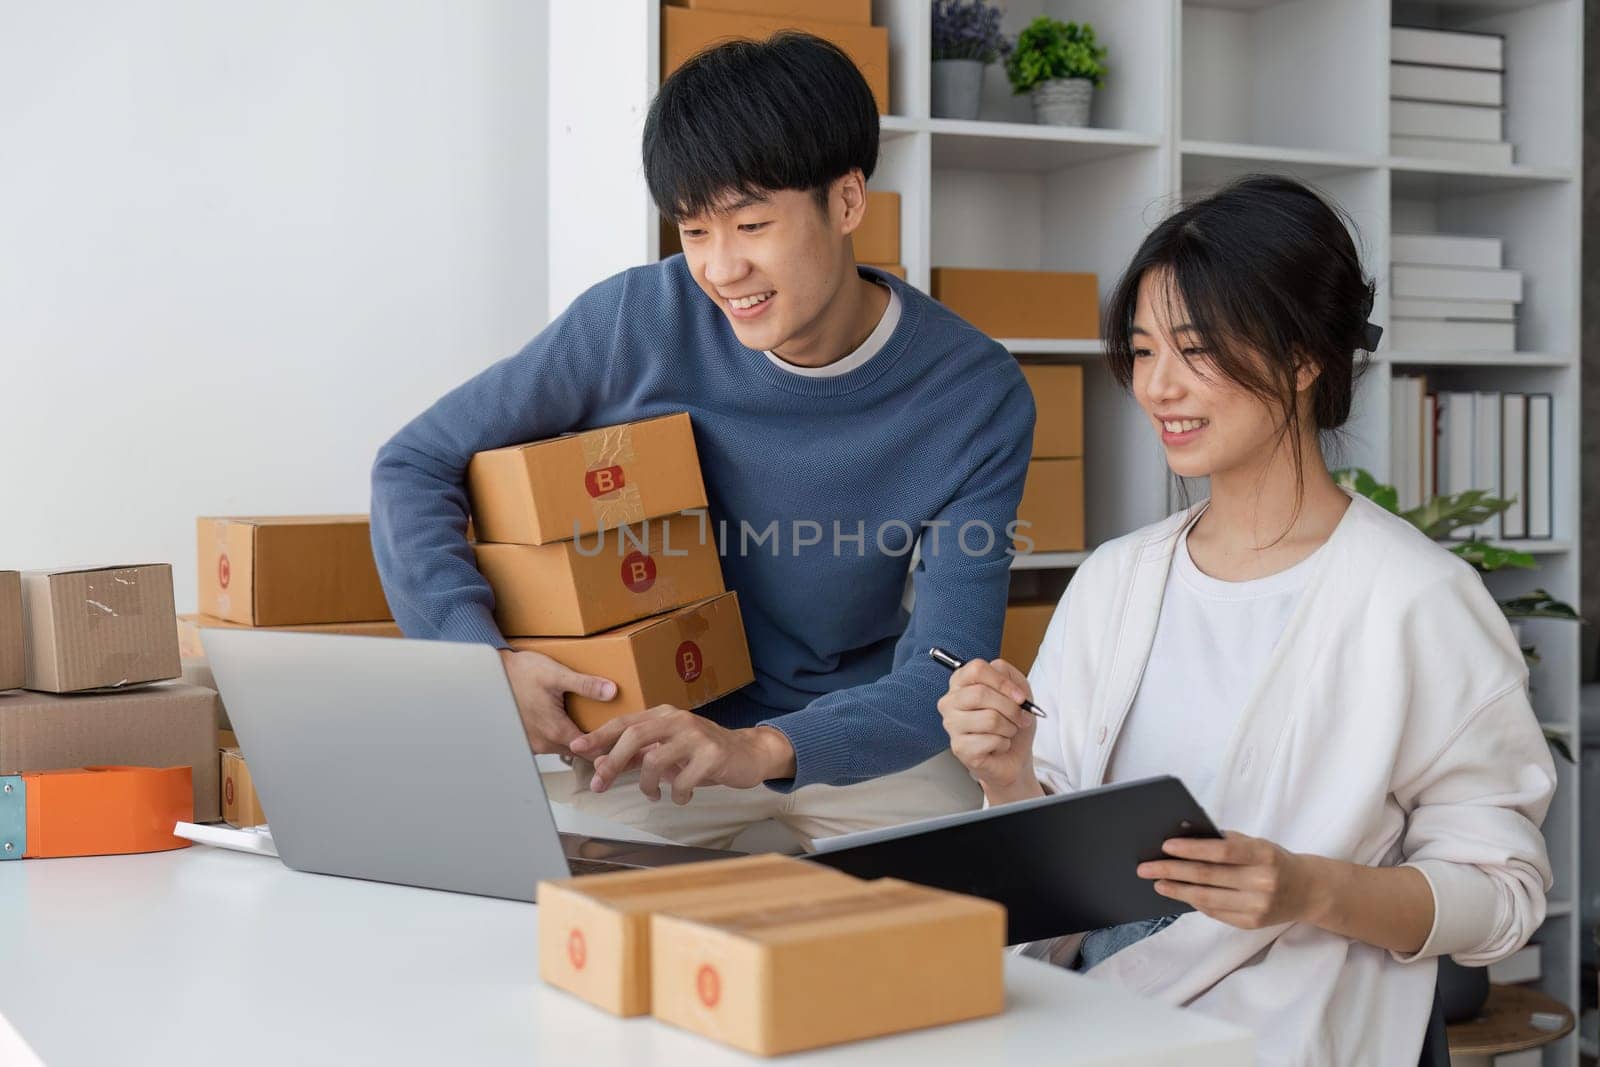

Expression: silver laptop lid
xmin=200 ymin=629 xmax=569 ymax=901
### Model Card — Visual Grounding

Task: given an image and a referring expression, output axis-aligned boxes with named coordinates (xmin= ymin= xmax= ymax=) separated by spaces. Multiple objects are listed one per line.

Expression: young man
xmin=370 ymin=33 xmax=1034 ymax=848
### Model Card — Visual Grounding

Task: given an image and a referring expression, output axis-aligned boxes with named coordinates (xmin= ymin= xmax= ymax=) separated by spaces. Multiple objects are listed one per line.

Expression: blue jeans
xmin=1074 ymin=914 xmax=1179 ymax=971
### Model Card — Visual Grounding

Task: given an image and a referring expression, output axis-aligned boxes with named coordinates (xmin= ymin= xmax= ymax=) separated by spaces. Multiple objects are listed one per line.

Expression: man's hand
xmin=498 ymin=648 xmax=616 ymax=756
xmin=571 ymin=706 xmax=796 ymax=804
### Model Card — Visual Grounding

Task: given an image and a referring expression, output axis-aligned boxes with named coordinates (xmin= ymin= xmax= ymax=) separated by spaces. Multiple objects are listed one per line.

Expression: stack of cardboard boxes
xmin=538 ymin=854 xmax=1006 ymax=1055
xmin=661 ymin=0 xmax=890 ymax=113
xmin=0 ymin=564 xmax=219 ymax=822
xmin=468 ymin=413 xmax=754 ymax=732
xmin=188 ymin=515 xmax=401 ymax=827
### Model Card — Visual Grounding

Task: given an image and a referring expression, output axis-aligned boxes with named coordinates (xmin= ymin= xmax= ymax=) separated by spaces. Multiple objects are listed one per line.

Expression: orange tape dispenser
xmin=0 ymin=766 xmax=194 ymax=859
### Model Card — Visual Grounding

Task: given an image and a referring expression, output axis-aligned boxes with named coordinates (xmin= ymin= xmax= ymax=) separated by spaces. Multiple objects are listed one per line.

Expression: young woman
xmin=938 ymin=175 xmax=1554 ymax=1066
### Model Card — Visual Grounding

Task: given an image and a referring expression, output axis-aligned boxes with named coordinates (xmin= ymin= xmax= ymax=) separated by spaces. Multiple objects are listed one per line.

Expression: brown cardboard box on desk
xmin=661 ymin=7 xmax=890 ymax=114
xmin=931 ymin=268 xmax=1099 ymax=339
xmin=176 ymin=613 xmax=404 ymax=661
xmin=508 ymin=592 xmax=753 ymax=731
xmin=467 ymin=414 xmax=708 ymax=546
xmin=650 ymin=878 xmax=1007 ymax=1055
xmin=20 ymin=564 xmax=181 ymax=693
xmin=475 ymin=513 xmax=725 ymax=637
xmin=1015 ymin=459 xmax=1085 ymax=553
xmin=538 ymin=854 xmax=858 ymax=1017
xmin=197 ymin=516 xmax=392 ymax=627
xmin=0 ymin=572 xmax=22 ymax=690
xmin=0 ymin=683 xmax=221 ymax=821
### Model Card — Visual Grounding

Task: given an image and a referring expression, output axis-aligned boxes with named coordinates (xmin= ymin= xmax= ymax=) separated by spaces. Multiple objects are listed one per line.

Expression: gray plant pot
xmin=932 ymin=59 xmax=985 ymax=120
xmin=1031 ymin=77 xmax=1094 ymax=127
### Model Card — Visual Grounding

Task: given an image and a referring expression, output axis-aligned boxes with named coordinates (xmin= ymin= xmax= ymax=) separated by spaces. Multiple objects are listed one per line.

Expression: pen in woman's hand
xmin=928 ymin=646 xmax=1047 ymax=718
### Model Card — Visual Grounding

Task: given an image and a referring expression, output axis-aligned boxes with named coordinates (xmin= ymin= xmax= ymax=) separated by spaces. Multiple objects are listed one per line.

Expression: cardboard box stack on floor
xmin=187 ymin=515 xmax=400 ymax=826
xmin=538 ymin=854 xmax=1008 ymax=1054
xmin=0 ymin=563 xmax=221 ymax=821
xmin=660 ymin=0 xmax=890 ymax=114
xmin=470 ymin=414 xmax=753 ymax=730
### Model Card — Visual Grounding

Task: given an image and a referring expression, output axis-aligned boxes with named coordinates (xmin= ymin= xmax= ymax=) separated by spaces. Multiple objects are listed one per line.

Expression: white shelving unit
xmin=547 ymin=1 xmax=1584 ymax=1057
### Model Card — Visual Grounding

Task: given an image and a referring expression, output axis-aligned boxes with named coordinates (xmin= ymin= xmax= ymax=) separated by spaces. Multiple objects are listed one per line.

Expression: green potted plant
xmin=1004 ymin=16 xmax=1107 ymax=127
xmin=1333 ymin=469 xmax=1582 ymax=761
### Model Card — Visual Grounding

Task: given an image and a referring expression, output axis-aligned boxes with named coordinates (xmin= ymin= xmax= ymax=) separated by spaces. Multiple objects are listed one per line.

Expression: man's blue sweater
xmin=370 ymin=259 xmax=1034 ymax=790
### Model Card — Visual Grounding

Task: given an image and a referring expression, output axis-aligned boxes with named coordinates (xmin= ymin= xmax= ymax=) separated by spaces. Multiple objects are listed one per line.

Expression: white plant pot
xmin=1031 ymin=78 xmax=1094 ymax=127
xmin=931 ymin=59 xmax=985 ymax=120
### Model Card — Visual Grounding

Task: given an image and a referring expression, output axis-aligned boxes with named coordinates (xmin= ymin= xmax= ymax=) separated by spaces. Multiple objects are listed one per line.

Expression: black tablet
xmin=806 ymin=775 xmax=1221 ymax=944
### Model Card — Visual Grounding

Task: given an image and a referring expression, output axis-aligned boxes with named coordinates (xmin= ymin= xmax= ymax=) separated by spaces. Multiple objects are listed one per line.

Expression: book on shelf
xmin=1391 ymin=135 xmax=1513 ymax=167
xmin=1527 ymin=394 xmax=1552 ymax=539
xmin=1390 ymin=318 xmax=1515 ymax=352
xmin=1391 ymin=62 xmax=1503 ymax=107
xmin=1501 ymin=393 xmax=1527 ymax=539
xmin=1391 ymin=26 xmax=1504 ymax=72
xmin=1474 ymin=392 xmax=1501 ymax=541
xmin=1391 ymin=298 xmax=1515 ymax=322
xmin=1391 ymin=99 xmax=1503 ymax=142
xmin=1436 ymin=391 xmax=1477 ymax=539
xmin=1391 ymin=233 xmax=1503 ymax=269
xmin=1392 ymin=264 xmax=1524 ymax=303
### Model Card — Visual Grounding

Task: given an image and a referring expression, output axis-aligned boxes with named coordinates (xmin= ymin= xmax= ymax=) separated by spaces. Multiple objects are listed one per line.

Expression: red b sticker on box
xmin=675 ymin=641 xmax=703 ymax=683
xmin=568 ymin=928 xmax=587 ymax=971
xmin=620 ymin=551 xmax=656 ymax=594
xmin=585 ymin=465 xmax=626 ymax=498
xmin=696 ymin=963 xmax=721 ymax=1008
xmin=218 ymin=554 xmax=232 ymax=590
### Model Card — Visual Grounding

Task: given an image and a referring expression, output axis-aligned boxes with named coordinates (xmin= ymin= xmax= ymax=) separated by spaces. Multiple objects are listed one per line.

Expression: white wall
xmin=0 ymin=1 xmax=549 ymax=613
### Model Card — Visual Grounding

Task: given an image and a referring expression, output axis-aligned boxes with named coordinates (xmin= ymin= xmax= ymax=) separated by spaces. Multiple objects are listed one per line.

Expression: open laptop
xmin=200 ymin=628 xmax=740 ymax=901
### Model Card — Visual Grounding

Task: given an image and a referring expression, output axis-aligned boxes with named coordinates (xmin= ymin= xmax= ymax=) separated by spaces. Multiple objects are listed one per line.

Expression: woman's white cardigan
xmin=1026 ymin=491 xmax=1554 ymax=1066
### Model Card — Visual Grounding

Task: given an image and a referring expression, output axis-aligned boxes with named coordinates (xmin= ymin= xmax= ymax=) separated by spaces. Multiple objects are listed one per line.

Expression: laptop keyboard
xmin=567 ymin=857 xmax=636 ymax=876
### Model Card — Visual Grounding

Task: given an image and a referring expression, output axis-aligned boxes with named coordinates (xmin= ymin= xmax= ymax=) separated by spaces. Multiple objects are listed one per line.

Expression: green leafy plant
xmin=1004 ymin=17 xmax=1107 ymax=93
xmin=1333 ymin=468 xmax=1581 ymax=761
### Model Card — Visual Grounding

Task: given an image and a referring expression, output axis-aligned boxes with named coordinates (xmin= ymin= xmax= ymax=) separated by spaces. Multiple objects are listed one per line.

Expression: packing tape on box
xmin=581 ymin=425 xmax=647 ymax=528
xmin=83 ymin=567 xmax=149 ymax=689
xmin=0 ymin=766 xmax=193 ymax=859
xmin=704 ymin=885 xmax=931 ymax=932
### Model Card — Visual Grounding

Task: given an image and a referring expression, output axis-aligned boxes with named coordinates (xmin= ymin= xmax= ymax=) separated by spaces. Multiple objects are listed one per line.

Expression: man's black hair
xmin=643 ymin=32 xmax=879 ymax=221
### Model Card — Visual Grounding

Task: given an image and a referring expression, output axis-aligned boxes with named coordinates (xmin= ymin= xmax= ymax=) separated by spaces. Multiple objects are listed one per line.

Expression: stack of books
xmin=1390 ymin=376 xmax=1552 ymax=540
xmin=1390 ymin=233 xmax=1521 ymax=352
xmin=1390 ymin=25 xmax=1512 ymax=166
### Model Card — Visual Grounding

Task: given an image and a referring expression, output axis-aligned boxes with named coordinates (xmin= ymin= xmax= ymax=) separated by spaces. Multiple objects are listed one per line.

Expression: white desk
xmin=0 ymin=848 xmax=1253 ymax=1066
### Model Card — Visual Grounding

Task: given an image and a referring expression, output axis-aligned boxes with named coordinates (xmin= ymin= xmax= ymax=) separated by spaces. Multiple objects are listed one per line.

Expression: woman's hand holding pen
xmin=937 ymin=658 xmax=1045 ymax=806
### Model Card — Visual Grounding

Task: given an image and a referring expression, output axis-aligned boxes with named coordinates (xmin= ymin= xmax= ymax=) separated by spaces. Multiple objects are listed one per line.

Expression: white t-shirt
xmin=764 ymin=284 xmax=900 ymax=378
xmin=1104 ymin=518 xmax=1323 ymax=808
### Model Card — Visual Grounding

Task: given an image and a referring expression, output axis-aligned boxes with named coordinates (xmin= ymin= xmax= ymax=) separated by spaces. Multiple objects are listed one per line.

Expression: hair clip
xmin=1361 ymin=321 xmax=1383 ymax=351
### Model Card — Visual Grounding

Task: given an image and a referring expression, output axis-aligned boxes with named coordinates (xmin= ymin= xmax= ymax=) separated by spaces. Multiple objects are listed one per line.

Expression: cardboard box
xmin=862 ymin=263 xmax=906 ymax=280
xmin=467 ymin=414 xmax=708 ymax=547
xmin=538 ymin=854 xmax=858 ymax=1017
xmin=475 ymin=514 xmax=725 ymax=637
xmin=197 ymin=516 xmax=392 ymax=627
xmin=1014 ymin=459 xmax=1085 ymax=553
xmin=0 ymin=571 xmax=22 ymax=690
xmin=662 ymin=7 xmax=890 ymax=114
xmin=651 ymin=878 xmax=1006 ymax=1055
xmin=664 ymin=0 xmax=872 ymax=26
xmin=0 ymin=682 xmax=220 ymax=821
xmin=1000 ymin=602 xmax=1056 ymax=674
xmin=176 ymin=613 xmax=404 ymax=661
xmin=220 ymin=747 xmax=267 ymax=828
xmin=1020 ymin=364 xmax=1084 ymax=458
xmin=508 ymin=592 xmax=753 ymax=731
xmin=854 ymin=191 xmax=900 ymax=265
xmin=931 ymin=268 xmax=1099 ymax=339
xmin=21 ymin=564 xmax=181 ymax=693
